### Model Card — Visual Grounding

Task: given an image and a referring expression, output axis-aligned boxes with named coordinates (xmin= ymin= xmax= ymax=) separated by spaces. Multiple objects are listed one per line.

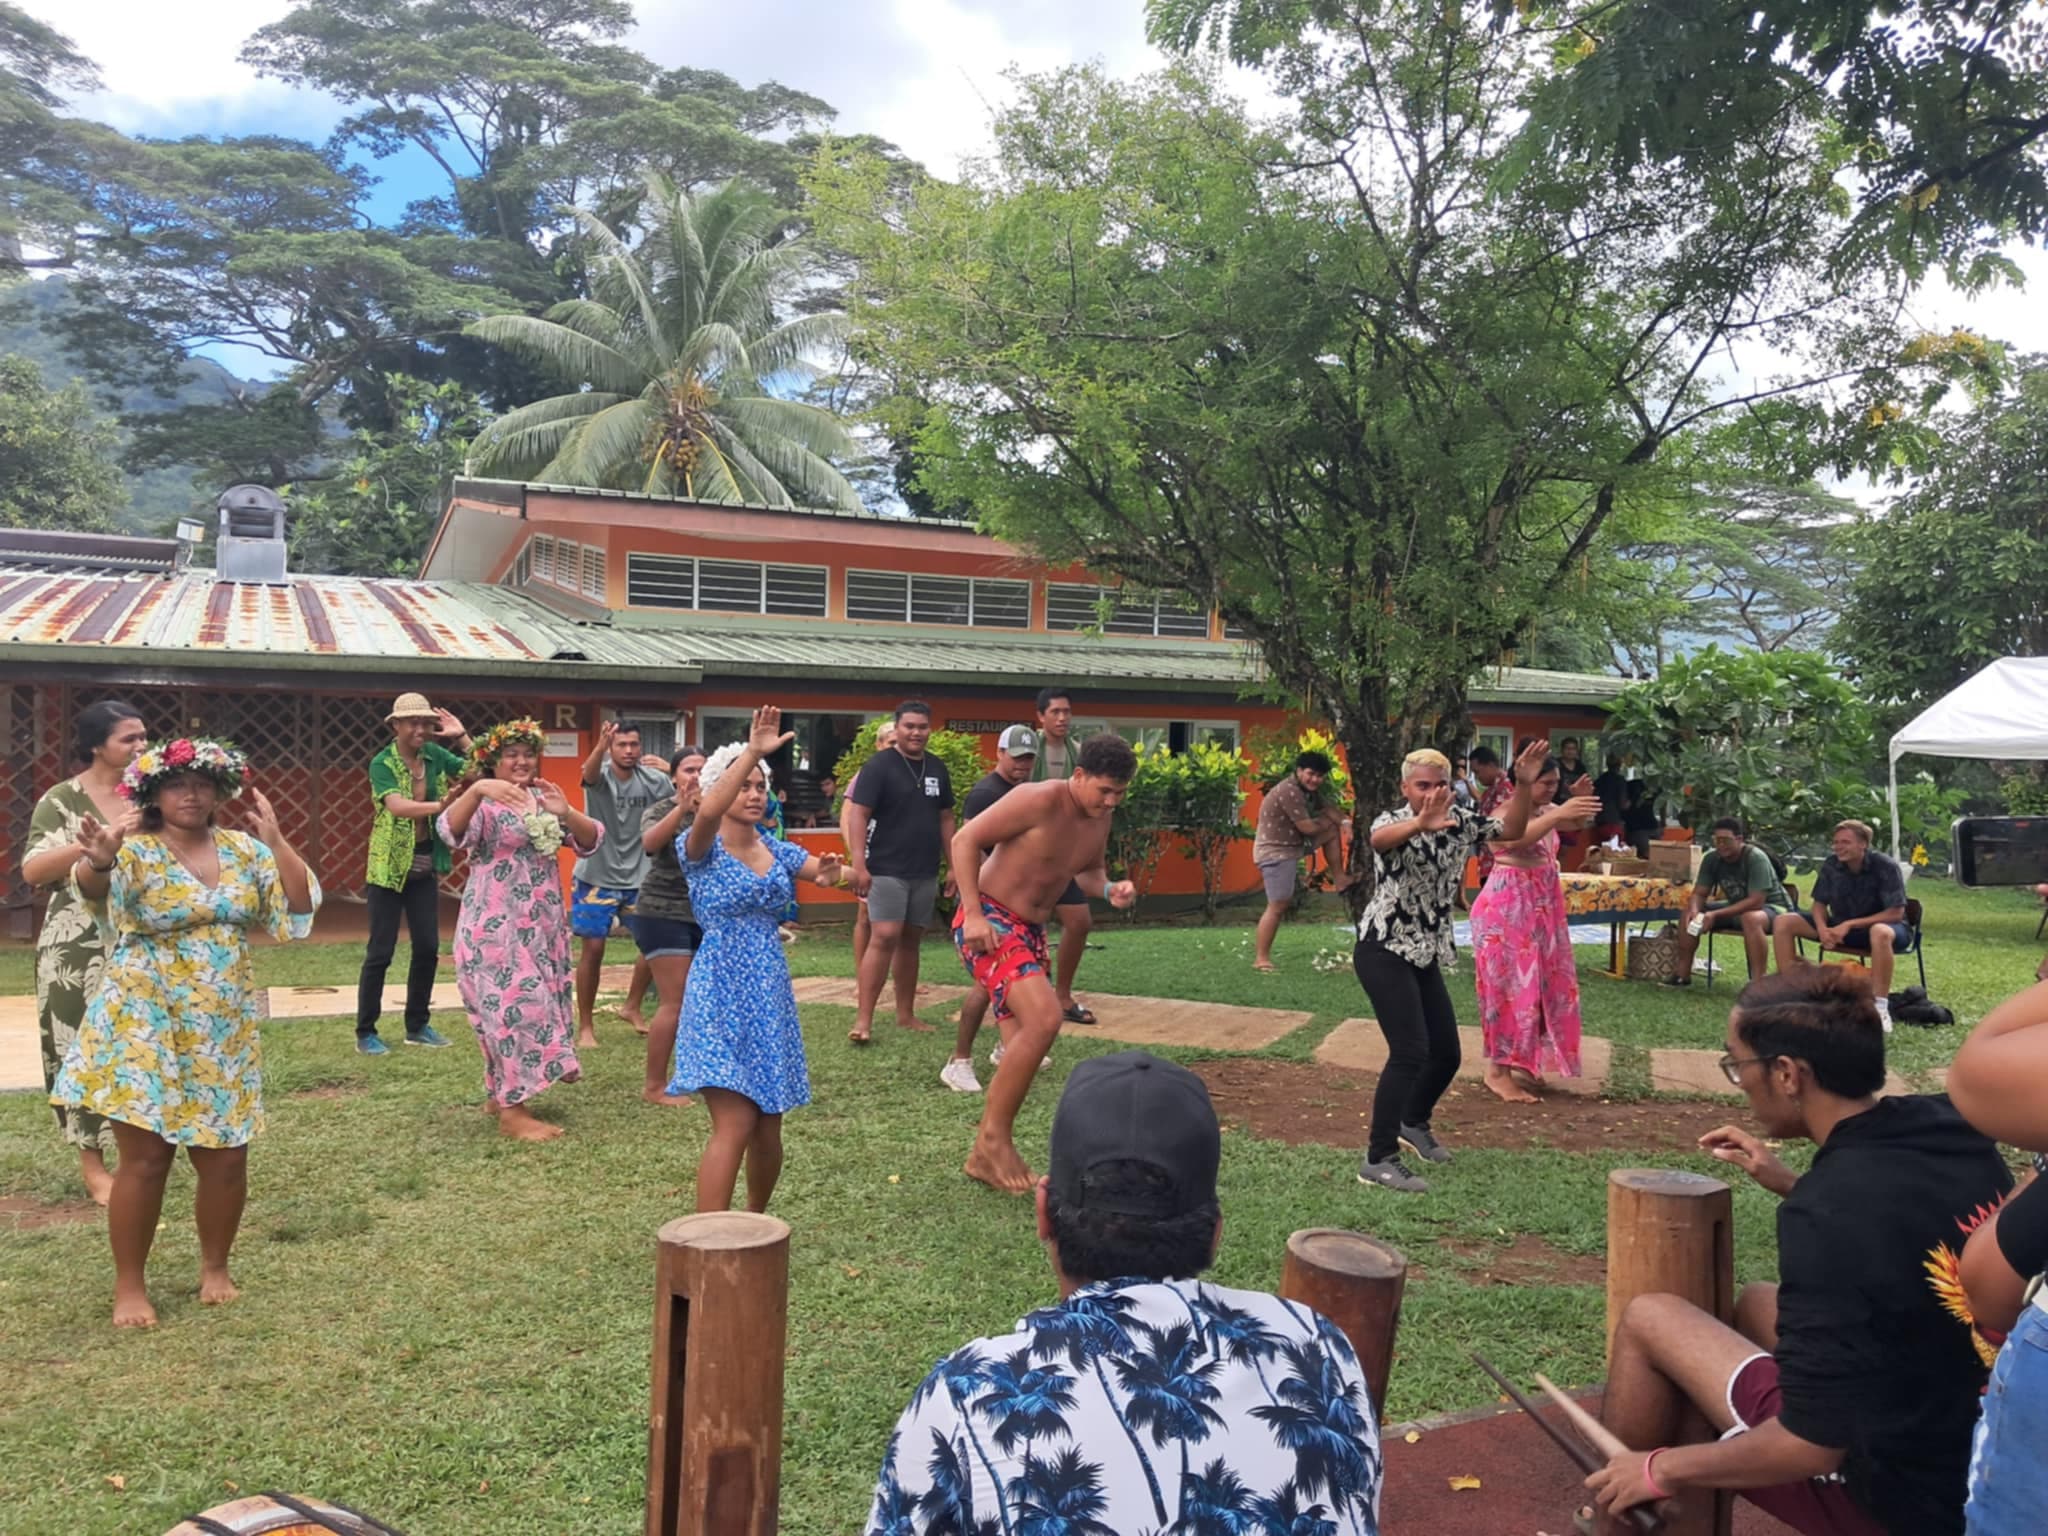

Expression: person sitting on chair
xmin=1665 ymin=817 xmax=1791 ymax=987
xmin=1584 ymin=966 xmax=2011 ymax=1536
xmin=1773 ymin=820 xmax=1910 ymax=1027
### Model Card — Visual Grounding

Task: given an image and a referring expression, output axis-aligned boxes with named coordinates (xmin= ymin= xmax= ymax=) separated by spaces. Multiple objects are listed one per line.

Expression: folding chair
xmin=1706 ymin=882 xmax=1797 ymax=989
xmin=1792 ymin=895 xmax=1928 ymax=991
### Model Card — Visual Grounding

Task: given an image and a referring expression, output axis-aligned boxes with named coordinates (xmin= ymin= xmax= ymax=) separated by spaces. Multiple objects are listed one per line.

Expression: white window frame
xmin=580 ymin=543 xmax=605 ymax=601
xmin=844 ymin=568 xmax=1033 ymax=629
xmin=625 ymin=551 xmax=697 ymax=610
xmin=530 ymin=534 xmax=555 ymax=584
xmin=1045 ymin=582 xmax=1213 ymax=638
xmin=626 ymin=555 xmax=828 ymax=617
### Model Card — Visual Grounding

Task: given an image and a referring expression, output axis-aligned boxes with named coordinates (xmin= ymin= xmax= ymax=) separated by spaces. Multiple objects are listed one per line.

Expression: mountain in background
xmin=0 ymin=276 xmax=262 ymax=534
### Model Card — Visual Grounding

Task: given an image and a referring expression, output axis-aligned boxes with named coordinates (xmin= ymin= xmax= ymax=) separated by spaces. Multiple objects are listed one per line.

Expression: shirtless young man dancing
xmin=952 ymin=731 xmax=1138 ymax=1193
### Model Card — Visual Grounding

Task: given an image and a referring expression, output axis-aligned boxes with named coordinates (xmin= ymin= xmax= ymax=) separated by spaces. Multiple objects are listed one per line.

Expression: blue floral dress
xmin=668 ymin=831 xmax=811 ymax=1114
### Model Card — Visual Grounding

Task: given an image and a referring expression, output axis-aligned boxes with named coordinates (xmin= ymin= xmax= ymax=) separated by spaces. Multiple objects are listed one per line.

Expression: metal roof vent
xmin=217 ymin=484 xmax=288 ymax=584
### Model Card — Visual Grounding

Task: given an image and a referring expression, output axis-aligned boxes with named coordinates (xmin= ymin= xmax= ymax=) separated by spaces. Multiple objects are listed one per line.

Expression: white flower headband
xmin=700 ymin=740 xmax=773 ymax=796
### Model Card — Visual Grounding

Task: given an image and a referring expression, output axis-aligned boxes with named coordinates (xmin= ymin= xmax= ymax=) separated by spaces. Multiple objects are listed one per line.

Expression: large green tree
xmin=816 ymin=22 xmax=1958 ymax=814
xmin=1463 ymin=0 xmax=2048 ymax=279
xmin=466 ymin=177 xmax=859 ymax=507
xmin=1836 ymin=361 xmax=2048 ymax=710
xmin=0 ymin=352 xmax=124 ymax=529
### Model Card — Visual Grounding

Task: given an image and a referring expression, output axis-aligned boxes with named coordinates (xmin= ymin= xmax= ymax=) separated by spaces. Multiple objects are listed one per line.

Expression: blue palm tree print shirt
xmin=866 ymin=1277 xmax=1382 ymax=1536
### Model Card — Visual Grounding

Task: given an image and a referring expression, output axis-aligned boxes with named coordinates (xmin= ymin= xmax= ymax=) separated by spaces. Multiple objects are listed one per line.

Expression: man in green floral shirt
xmin=356 ymin=693 xmax=472 ymax=1055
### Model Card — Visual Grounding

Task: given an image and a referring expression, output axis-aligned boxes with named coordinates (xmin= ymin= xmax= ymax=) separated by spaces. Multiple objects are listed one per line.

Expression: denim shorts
xmin=1967 ymin=1295 xmax=2048 ymax=1533
xmin=627 ymin=914 xmax=702 ymax=959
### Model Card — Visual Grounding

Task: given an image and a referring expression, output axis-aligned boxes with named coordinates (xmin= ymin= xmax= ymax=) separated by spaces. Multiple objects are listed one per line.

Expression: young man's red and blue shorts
xmin=952 ymin=894 xmax=1049 ymax=1020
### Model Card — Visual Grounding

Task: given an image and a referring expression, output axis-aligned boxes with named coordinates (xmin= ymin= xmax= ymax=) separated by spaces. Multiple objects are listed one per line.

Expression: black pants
xmin=357 ymin=870 xmax=440 ymax=1036
xmin=1352 ymin=937 xmax=1461 ymax=1161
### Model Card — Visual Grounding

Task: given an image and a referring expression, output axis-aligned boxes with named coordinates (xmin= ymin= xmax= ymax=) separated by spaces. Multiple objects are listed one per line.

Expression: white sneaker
xmin=940 ymin=1057 xmax=982 ymax=1093
xmin=988 ymin=1042 xmax=1050 ymax=1072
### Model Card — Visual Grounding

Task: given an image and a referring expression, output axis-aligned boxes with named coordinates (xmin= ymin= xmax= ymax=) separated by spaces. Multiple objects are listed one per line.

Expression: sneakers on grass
xmin=404 ymin=1025 xmax=451 ymax=1048
xmin=988 ymin=1042 xmax=1050 ymax=1072
xmin=1357 ymin=1155 xmax=1430 ymax=1194
xmin=940 ymin=1057 xmax=983 ymax=1093
xmin=356 ymin=1034 xmax=390 ymax=1056
xmin=1399 ymin=1123 xmax=1451 ymax=1164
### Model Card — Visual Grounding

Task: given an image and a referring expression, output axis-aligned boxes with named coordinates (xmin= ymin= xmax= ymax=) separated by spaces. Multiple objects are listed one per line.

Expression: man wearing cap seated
xmin=865 ymin=1050 xmax=1383 ymax=1534
xmin=356 ymin=692 xmax=474 ymax=1055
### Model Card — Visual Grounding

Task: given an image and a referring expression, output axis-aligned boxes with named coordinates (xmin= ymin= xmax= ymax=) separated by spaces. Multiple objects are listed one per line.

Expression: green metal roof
xmin=448 ymin=591 xmax=1630 ymax=704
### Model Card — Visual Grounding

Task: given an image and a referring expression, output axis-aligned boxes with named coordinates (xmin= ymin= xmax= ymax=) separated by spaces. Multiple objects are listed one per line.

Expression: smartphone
xmin=1951 ymin=817 xmax=2048 ymax=888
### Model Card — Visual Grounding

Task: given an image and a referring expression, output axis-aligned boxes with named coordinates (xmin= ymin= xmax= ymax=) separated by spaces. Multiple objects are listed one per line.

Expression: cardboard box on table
xmin=1644 ymin=842 xmax=1702 ymax=882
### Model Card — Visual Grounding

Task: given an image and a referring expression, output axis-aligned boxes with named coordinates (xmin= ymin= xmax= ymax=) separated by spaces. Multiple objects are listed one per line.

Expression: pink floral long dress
xmin=437 ymin=794 xmax=589 ymax=1108
xmin=1469 ymin=827 xmax=1584 ymax=1079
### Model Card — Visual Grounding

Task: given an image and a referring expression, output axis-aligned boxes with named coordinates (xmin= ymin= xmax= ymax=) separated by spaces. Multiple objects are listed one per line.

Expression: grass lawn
xmin=1 ymin=877 xmax=2041 ymax=1535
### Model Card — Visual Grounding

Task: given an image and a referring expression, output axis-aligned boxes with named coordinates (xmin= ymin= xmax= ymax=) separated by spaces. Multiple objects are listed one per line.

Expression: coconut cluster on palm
xmin=467 ymin=177 xmax=861 ymax=511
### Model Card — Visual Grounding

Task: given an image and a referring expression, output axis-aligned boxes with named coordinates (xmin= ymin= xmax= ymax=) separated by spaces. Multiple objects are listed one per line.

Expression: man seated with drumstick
xmin=1583 ymin=967 xmax=2009 ymax=1536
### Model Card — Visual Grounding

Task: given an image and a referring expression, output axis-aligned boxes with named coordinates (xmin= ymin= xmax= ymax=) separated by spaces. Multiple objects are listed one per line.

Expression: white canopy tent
xmin=1888 ymin=657 xmax=2048 ymax=856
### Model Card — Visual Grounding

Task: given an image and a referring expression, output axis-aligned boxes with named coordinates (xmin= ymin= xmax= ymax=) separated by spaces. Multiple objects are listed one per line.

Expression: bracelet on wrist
xmin=1642 ymin=1447 xmax=1672 ymax=1500
xmin=81 ymin=854 xmax=114 ymax=873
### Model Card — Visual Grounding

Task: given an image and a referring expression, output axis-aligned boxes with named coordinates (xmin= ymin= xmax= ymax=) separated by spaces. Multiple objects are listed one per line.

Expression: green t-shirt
xmin=1701 ymin=844 xmax=1789 ymax=910
xmin=364 ymin=740 xmax=468 ymax=890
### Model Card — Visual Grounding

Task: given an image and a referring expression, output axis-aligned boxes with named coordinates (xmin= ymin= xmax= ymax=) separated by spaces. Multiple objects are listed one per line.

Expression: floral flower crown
xmin=120 ymin=737 xmax=248 ymax=804
xmin=701 ymin=739 xmax=772 ymax=796
xmin=466 ymin=718 xmax=547 ymax=776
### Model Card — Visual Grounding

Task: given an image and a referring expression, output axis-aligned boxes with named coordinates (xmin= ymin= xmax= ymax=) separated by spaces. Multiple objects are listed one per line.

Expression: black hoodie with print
xmin=1772 ymin=1093 xmax=2012 ymax=1535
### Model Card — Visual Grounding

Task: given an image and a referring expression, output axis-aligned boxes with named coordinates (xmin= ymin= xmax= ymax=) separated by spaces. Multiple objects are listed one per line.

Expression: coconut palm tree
xmin=465 ymin=175 xmax=861 ymax=510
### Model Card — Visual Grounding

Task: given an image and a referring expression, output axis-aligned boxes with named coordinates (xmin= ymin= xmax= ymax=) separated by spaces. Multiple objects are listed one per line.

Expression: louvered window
xmin=627 ymin=553 xmax=695 ymax=610
xmin=530 ymin=536 xmax=555 ymax=583
xmin=764 ymin=564 xmax=828 ymax=617
xmin=580 ymin=545 xmax=605 ymax=600
xmin=846 ymin=570 xmax=910 ymax=621
xmin=1047 ymin=581 xmax=1211 ymax=637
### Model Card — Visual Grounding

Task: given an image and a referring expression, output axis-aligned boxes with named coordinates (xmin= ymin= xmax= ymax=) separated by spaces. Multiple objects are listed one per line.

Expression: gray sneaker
xmin=1357 ymin=1155 xmax=1430 ymax=1194
xmin=1399 ymin=1123 xmax=1451 ymax=1164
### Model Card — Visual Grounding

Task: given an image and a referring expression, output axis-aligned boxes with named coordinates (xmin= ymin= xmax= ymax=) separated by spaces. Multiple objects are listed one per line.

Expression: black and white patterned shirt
xmin=1355 ymin=803 xmax=1502 ymax=969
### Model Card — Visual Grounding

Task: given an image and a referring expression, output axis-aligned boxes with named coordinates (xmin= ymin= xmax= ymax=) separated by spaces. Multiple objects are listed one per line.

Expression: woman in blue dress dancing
xmin=673 ymin=707 xmax=847 ymax=1212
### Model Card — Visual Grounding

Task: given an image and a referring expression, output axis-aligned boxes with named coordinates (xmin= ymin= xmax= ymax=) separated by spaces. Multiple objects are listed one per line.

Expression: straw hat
xmin=386 ymin=692 xmax=438 ymax=723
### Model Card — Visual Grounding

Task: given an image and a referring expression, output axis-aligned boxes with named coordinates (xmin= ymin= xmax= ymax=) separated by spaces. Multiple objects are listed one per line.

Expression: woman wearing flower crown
xmin=673 ymin=707 xmax=847 ymax=1213
xmin=50 ymin=737 xmax=320 ymax=1328
xmin=436 ymin=720 xmax=603 ymax=1141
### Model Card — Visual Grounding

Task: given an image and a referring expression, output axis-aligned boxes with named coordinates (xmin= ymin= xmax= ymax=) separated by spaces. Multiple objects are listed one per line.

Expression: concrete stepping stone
xmin=1071 ymin=996 xmax=1310 ymax=1052
xmin=0 ymin=1012 xmax=40 ymax=1093
xmin=1650 ymin=1047 xmax=1911 ymax=1098
xmin=790 ymin=977 xmax=967 ymax=1008
xmin=264 ymin=982 xmax=466 ymax=1021
xmin=1315 ymin=1018 xmax=1611 ymax=1095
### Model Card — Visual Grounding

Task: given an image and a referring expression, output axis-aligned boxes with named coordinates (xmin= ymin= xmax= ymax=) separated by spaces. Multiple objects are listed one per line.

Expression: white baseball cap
xmin=997 ymin=724 xmax=1039 ymax=756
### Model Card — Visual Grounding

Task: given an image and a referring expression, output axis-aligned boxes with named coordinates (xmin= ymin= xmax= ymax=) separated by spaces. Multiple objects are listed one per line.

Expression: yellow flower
xmin=1911 ymin=844 xmax=1929 ymax=867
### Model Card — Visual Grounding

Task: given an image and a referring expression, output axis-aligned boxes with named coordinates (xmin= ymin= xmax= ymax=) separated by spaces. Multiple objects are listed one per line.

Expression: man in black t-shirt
xmin=1585 ymin=966 xmax=2011 ymax=1536
xmin=842 ymin=701 xmax=956 ymax=1044
xmin=939 ymin=726 xmax=1039 ymax=1093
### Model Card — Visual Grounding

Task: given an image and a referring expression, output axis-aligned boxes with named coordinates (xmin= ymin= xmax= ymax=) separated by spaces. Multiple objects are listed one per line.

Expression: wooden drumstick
xmin=1534 ymin=1372 xmax=1632 ymax=1460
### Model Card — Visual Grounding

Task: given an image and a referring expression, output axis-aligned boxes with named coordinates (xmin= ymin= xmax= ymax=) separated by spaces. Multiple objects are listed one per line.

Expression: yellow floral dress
xmin=50 ymin=831 xmax=320 ymax=1148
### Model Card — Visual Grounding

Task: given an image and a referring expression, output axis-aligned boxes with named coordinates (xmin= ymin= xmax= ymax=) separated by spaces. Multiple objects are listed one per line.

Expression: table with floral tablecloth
xmin=1561 ymin=872 xmax=1693 ymax=976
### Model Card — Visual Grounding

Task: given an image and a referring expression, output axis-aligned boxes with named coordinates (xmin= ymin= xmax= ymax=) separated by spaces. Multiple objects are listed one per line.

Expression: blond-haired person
xmin=1352 ymin=738 xmax=1550 ymax=1193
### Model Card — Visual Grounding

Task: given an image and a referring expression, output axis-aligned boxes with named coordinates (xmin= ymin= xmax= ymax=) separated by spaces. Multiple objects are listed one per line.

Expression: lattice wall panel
xmin=10 ymin=685 xmax=554 ymax=932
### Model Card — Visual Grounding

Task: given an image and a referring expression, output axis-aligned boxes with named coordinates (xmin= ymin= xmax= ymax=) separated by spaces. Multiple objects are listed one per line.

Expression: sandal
xmin=1062 ymin=1004 xmax=1099 ymax=1026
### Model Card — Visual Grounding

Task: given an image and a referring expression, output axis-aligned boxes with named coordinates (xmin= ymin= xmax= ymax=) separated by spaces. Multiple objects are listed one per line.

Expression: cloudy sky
xmin=47 ymin=0 xmax=2048 ymax=407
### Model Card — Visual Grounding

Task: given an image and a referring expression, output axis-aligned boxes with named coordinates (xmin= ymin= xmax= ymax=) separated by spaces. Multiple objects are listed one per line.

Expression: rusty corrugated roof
xmin=0 ymin=567 xmax=694 ymax=680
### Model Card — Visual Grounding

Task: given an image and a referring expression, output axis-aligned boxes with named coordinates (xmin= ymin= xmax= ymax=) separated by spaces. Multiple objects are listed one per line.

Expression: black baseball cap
xmin=1048 ymin=1051 xmax=1221 ymax=1217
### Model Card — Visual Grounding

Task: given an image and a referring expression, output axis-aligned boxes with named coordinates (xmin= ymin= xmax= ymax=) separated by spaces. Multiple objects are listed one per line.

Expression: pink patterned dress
xmin=1469 ymin=827 xmax=1583 ymax=1078
xmin=437 ymin=795 xmax=589 ymax=1108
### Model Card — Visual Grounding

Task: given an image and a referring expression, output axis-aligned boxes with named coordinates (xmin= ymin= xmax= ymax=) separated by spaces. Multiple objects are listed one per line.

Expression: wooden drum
xmin=163 ymin=1493 xmax=402 ymax=1536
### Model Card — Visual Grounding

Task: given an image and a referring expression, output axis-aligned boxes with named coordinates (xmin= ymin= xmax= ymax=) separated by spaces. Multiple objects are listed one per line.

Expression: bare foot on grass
xmin=499 ymin=1104 xmax=565 ymax=1141
xmin=112 ymin=1287 xmax=158 ymax=1329
xmin=622 ymin=1009 xmax=647 ymax=1036
xmin=575 ymin=1028 xmax=599 ymax=1050
xmin=80 ymin=1152 xmax=114 ymax=1207
xmin=1483 ymin=1063 xmax=1542 ymax=1104
xmin=893 ymin=1013 xmax=934 ymax=1034
xmin=1252 ymin=959 xmax=1276 ymax=973
xmin=199 ymin=1269 xmax=241 ymax=1306
xmin=643 ymin=1088 xmax=695 ymax=1107
xmin=964 ymin=1131 xmax=1035 ymax=1195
